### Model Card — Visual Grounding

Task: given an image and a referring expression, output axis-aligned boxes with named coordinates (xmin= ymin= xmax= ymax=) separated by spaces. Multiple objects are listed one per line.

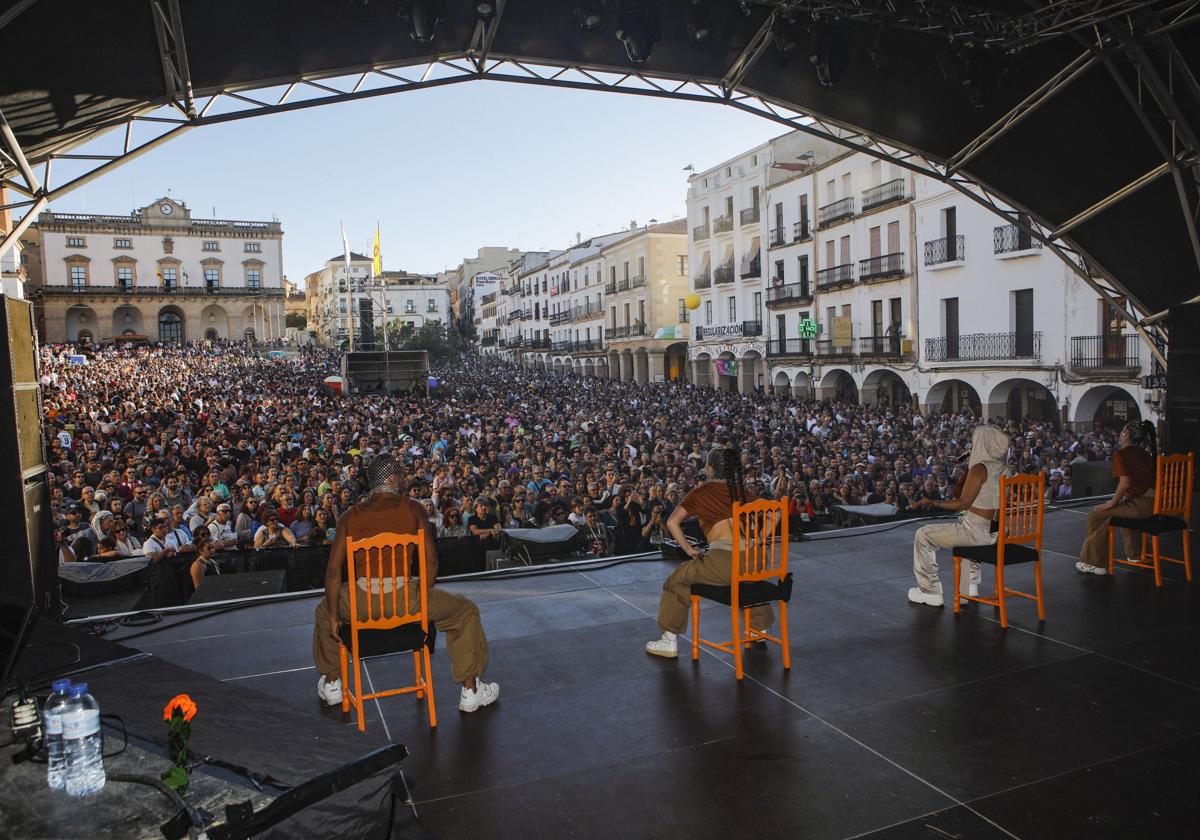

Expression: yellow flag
xmin=372 ymin=224 xmax=382 ymax=278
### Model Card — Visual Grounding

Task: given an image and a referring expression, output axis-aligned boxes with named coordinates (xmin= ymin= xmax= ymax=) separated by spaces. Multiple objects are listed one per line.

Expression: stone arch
xmin=819 ymin=368 xmax=858 ymax=402
xmin=740 ymin=349 xmax=764 ymax=394
xmin=65 ymin=305 xmax=97 ymax=342
xmin=862 ymin=369 xmax=912 ymax=408
xmin=110 ymin=305 xmax=144 ymax=338
xmin=201 ymin=303 xmax=229 ymax=340
xmin=773 ymin=371 xmax=791 ymax=395
xmin=692 ymin=352 xmax=713 ymax=389
xmin=987 ymin=377 xmax=1058 ymax=426
xmin=715 ymin=351 xmax=738 ymax=392
xmin=157 ymin=305 xmax=185 ymax=344
xmin=619 ymin=348 xmax=634 ymax=382
xmin=791 ymin=370 xmax=813 ymax=399
xmin=1072 ymin=384 xmax=1141 ymax=432
xmin=664 ymin=341 xmax=689 ymax=382
xmin=925 ymin=378 xmax=982 ymax=417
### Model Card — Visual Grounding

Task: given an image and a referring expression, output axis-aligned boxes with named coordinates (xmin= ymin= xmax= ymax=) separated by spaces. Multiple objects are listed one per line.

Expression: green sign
xmin=797 ymin=318 xmax=820 ymax=339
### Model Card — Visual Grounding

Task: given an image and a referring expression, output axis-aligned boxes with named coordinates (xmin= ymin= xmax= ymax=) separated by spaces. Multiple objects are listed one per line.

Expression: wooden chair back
xmin=731 ymin=497 xmax=789 ymax=583
xmin=997 ymin=474 xmax=1044 ymax=554
xmin=345 ymin=531 xmax=429 ymax=633
xmin=1154 ymin=452 xmax=1195 ymax=521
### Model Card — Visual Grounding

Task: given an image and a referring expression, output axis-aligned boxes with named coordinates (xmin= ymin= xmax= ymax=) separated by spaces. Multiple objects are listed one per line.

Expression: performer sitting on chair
xmin=908 ymin=425 xmax=1010 ymax=607
xmin=646 ymin=444 xmax=774 ymax=658
xmin=1073 ymin=419 xmax=1157 ymax=576
xmin=312 ymin=454 xmax=499 ymax=713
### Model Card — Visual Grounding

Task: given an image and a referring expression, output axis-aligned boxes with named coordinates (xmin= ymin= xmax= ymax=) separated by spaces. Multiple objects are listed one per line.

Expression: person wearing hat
xmin=312 ymin=454 xmax=498 ymax=714
xmin=208 ymin=503 xmax=238 ymax=550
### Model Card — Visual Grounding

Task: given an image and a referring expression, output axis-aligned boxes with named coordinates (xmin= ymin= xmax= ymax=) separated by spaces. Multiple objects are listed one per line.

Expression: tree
xmin=385 ymin=319 xmax=464 ymax=361
xmin=285 ymin=313 xmax=307 ymax=329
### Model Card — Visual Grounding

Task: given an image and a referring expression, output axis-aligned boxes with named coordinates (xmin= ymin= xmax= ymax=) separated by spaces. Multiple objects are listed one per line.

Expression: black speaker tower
xmin=1166 ymin=302 xmax=1200 ymax=458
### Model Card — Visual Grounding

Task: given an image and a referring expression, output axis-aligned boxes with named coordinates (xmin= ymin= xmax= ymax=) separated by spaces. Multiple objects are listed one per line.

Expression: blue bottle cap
xmin=51 ymin=678 xmax=72 ymax=693
xmin=69 ymin=683 xmax=89 ymax=696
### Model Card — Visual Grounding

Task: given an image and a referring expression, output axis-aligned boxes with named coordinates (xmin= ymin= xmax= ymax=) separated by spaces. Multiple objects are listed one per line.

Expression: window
xmin=427 ymin=299 xmax=438 ymax=312
xmin=798 ymin=255 xmax=809 ymax=293
xmin=116 ymin=265 xmax=134 ymax=291
xmin=888 ymin=221 xmax=901 ymax=254
xmin=677 ymin=255 xmax=688 ymax=276
xmin=114 ymin=238 xmax=132 ymax=249
xmin=705 ymin=300 xmax=713 ymax=325
xmin=678 ymin=298 xmax=688 ymax=323
xmin=67 ymin=236 xmax=85 ymax=248
xmin=637 ymin=257 xmax=644 ymax=278
xmin=637 ymin=300 xmax=645 ymax=327
xmin=623 ymin=261 xmax=629 ymax=281
xmin=728 ymin=296 xmax=736 ymax=321
xmin=623 ymin=302 xmax=630 ymax=326
xmin=70 ymin=264 xmax=87 ymax=290
xmin=774 ymin=260 xmax=784 ymax=283
xmin=244 ymin=242 xmax=261 ymax=253
xmin=202 ymin=241 xmax=219 ymax=252
xmin=246 ymin=268 xmax=261 ymax=291
xmin=203 ymin=267 xmax=220 ymax=290
xmin=753 ymin=292 xmax=762 ymax=318
xmin=840 ymin=235 xmax=850 ymax=264
xmin=869 ymin=226 xmax=881 ymax=258
xmin=158 ymin=310 xmax=183 ymax=344
xmin=339 ymin=300 xmax=347 ymax=314
xmin=610 ymin=266 xmax=616 ymax=285
xmin=386 ymin=302 xmax=393 ymax=314
xmin=161 ymin=267 xmax=177 ymax=290
xmin=751 ymin=154 xmax=758 ymax=166
xmin=405 ymin=299 xmax=416 ymax=313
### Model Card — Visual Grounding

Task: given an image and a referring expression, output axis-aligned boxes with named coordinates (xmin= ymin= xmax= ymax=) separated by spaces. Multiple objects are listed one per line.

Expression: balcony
xmin=630 ymin=274 xmax=646 ymax=289
xmin=767 ymin=337 xmax=813 ymax=357
xmin=605 ymin=281 xmax=617 ymax=295
xmin=741 ymin=320 xmax=763 ymax=337
xmin=816 ymin=263 xmax=855 ymax=290
xmin=857 ymin=334 xmax=905 ymax=357
xmin=793 ymin=221 xmax=811 ymax=242
xmin=46 ymin=283 xmax=281 ymax=298
xmin=816 ymin=340 xmax=855 ymax=357
xmin=858 ymin=252 xmax=906 ymax=282
xmin=740 ymin=254 xmax=761 ymax=279
xmin=693 ymin=270 xmax=712 ymax=290
xmin=994 ymin=225 xmax=1043 ymax=255
xmin=713 ymin=215 xmax=734 ymax=234
xmin=481 ymin=335 xmax=497 ymax=347
xmin=924 ymin=235 xmax=965 ymax=266
xmin=527 ymin=337 xmax=550 ymax=350
xmin=769 ymin=227 xmax=786 ymax=247
xmin=1069 ymin=335 xmax=1140 ymax=373
xmin=739 ymin=207 xmax=760 ymax=227
xmin=861 ymin=178 xmax=906 ymax=211
xmin=818 ymin=197 xmax=855 ymax=228
xmin=693 ymin=224 xmax=710 ymax=242
xmin=925 ymin=331 xmax=1042 ymax=362
xmin=695 ymin=322 xmax=756 ymax=341
xmin=765 ymin=282 xmax=813 ymax=308
xmin=713 ymin=263 xmax=736 ymax=285
xmin=549 ymin=310 xmax=572 ymax=326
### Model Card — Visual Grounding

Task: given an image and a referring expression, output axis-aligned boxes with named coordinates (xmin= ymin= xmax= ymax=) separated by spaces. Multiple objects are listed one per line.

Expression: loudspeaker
xmin=1166 ymin=401 xmax=1200 ymax=457
xmin=358 ymin=298 xmax=375 ymax=349
xmin=0 ymin=296 xmax=55 ymax=617
xmin=1070 ymin=460 xmax=1117 ymax=498
xmin=188 ymin=569 xmax=287 ymax=604
xmin=341 ymin=350 xmax=429 ymax=395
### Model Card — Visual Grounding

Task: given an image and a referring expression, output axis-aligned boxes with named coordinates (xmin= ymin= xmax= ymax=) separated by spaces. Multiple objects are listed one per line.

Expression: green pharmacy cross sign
xmin=797 ymin=318 xmax=820 ymax=339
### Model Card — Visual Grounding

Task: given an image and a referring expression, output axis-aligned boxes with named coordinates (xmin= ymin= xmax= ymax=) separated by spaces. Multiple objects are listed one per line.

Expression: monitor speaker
xmin=1166 ymin=400 xmax=1200 ymax=458
xmin=0 ymin=296 xmax=56 ymax=616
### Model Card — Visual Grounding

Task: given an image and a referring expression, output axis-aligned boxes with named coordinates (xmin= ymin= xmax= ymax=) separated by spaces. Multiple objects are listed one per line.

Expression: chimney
xmin=630 ymin=219 xmax=637 ymax=230
xmin=575 ymin=231 xmax=581 ymax=244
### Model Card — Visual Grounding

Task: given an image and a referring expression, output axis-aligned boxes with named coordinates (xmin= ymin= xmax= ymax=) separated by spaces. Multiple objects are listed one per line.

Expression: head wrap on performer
xmin=366 ymin=454 xmax=404 ymax=495
xmin=967 ymin=425 xmax=1009 ymax=472
xmin=706 ymin=445 xmax=747 ymax=504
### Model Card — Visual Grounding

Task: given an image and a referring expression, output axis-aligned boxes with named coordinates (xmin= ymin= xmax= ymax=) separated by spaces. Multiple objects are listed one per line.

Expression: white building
xmin=33 ymin=197 xmax=285 ymax=343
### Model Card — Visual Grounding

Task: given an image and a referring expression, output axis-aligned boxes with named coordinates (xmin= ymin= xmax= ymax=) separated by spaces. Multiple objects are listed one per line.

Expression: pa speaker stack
xmin=341 ymin=350 xmax=429 ymax=396
xmin=1167 ymin=302 xmax=1200 ymax=459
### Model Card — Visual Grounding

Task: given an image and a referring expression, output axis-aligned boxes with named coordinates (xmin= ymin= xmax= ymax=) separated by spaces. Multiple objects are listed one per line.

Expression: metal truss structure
xmin=3 ymin=0 xmax=1199 ymax=369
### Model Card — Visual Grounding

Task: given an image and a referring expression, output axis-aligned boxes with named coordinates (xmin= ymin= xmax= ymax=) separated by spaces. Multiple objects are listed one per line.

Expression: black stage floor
xmin=101 ymin=508 xmax=1200 ymax=839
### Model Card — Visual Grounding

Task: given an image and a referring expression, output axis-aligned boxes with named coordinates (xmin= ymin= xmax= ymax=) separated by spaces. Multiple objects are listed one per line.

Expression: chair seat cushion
xmin=691 ymin=573 xmax=793 ymax=606
xmin=1110 ymin=514 xmax=1188 ymax=535
xmin=953 ymin=542 xmax=1040 ymax=566
xmin=339 ymin=622 xmax=437 ymax=658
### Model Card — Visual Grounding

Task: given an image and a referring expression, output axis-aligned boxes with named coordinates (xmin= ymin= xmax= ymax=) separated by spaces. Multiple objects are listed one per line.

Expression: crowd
xmin=42 ymin=341 xmax=1122 ymax=572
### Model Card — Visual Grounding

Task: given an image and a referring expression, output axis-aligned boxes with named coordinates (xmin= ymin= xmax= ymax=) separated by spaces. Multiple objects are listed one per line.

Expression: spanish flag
xmin=372 ymin=223 xmax=382 ymax=279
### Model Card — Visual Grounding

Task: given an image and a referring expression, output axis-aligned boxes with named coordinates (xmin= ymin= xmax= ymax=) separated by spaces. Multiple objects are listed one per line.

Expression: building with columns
xmin=32 ymin=197 xmax=285 ymax=343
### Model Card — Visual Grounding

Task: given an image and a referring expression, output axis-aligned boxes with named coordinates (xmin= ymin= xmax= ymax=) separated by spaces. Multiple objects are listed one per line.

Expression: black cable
xmin=101 ymin=713 xmax=128 ymax=759
xmin=118 ymin=611 xmax=164 ymax=628
xmin=106 ymin=772 xmax=191 ymax=815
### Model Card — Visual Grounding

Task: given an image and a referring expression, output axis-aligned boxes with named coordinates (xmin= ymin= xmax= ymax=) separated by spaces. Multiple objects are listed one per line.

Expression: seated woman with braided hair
xmin=646 ymin=444 xmax=775 ymax=658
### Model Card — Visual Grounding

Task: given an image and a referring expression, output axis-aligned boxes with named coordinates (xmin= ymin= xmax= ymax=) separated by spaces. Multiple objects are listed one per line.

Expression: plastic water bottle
xmin=43 ymin=678 xmax=73 ymax=790
xmin=62 ymin=683 xmax=105 ymax=796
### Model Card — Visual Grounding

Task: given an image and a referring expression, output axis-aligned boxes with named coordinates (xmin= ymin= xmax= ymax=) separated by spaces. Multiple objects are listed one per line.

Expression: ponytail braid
xmin=1142 ymin=420 xmax=1158 ymax=456
xmin=707 ymin=445 xmax=747 ymax=505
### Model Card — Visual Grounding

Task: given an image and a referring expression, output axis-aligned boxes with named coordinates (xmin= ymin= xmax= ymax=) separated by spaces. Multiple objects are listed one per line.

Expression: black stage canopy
xmin=2 ymin=1 xmax=1198 ymax=331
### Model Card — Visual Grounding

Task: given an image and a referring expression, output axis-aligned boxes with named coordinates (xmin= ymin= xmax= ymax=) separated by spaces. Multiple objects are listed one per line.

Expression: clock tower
xmin=142 ymin=196 xmax=189 ymax=226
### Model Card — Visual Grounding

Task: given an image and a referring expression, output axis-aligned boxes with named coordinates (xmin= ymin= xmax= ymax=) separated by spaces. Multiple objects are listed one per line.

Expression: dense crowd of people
xmin=42 ymin=340 xmax=1122 ymax=569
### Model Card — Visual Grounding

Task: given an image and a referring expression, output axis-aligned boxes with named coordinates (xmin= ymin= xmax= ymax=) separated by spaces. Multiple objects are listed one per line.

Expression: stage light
xmin=807 ymin=18 xmax=847 ymax=88
xmin=396 ymin=0 xmax=445 ymax=44
xmin=475 ymin=1 xmax=496 ymax=20
xmin=577 ymin=0 xmax=604 ymax=32
xmin=771 ymin=13 xmax=802 ymax=56
xmin=867 ymin=29 xmax=890 ymax=71
xmin=686 ymin=0 xmax=712 ymax=45
xmin=616 ymin=0 xmax=661 ymax=65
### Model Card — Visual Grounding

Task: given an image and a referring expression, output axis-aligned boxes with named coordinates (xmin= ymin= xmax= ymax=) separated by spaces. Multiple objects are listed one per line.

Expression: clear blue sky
xmin=34 ymin=81 xmax=784 ymax=280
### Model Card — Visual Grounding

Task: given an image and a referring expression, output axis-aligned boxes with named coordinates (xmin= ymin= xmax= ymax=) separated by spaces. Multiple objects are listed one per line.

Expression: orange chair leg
xmin=731 ymin=606 xmax=744 ymax=681
xmin=996 ymin=561 xmax=1008 ymax=629
xmin=952 ymin=555 xmax=962 ymax=615
xmin=338 ymin=645 xmax=350 ymax=713
xmin=1152 ymin=536 xmax=1163 ymax=587
xmin=1184 ymin=534 xmax=1193 ymax=582
xmin=422 ymin=645 xmax=437 ymax=729
xmin=1107 ymin=527 xmax=1115 ymax=575
xmin=743 ymin=608 xmax=752 ymax=644
xmin=690 ymin=597 xmax=700 ymax=661
xmin=353 ymin=650 xmax=366 ymax=732
xmin=1034 ymin=559 xmax=1045 ymax=622
xmin=1140 ymin=532 xmax=1148 ymax=564
xmin=779 ymin=601 xmax=791 ymax=671
xmin=413 ymin=651 xmax=424 ymax=700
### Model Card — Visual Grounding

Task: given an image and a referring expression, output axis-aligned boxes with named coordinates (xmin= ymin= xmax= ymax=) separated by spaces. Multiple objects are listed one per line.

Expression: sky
xmin=32 ymin=81 xmax=785 ymax=281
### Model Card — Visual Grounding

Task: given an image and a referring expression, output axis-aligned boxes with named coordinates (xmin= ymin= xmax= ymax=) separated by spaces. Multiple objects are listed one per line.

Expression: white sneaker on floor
xmin=968 ymin=584 xmax=980 ymax=598
xmin=1075 ymin=560 xmax=1107 ymax=576
xmin=908 ymin=587 xmax=944 ymax=607
xmin=317 ymin=675 xmax=342 ymax=706
xmin=459 ymin=680 xmax=500 ymax=713
xmin=645 ymin=631 xmax=678 ymax=658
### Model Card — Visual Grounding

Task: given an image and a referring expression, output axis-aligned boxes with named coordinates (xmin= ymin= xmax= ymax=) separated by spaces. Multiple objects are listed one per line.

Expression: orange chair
xmin=689 ymin=497 xmax=793 ymax=681
xmin=338 ymin=531 xmax=437 ymax=731
xmin=952 ymin=474 xmax=1045 ymax=629
xmin=1108 ymin=452 xmax=1194 ymax=586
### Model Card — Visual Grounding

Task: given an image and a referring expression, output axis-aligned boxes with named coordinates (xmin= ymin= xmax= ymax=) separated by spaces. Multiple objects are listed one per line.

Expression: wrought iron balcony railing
xmin=693 ymin=271 xmax=712 ymax=290
xmin=818 ymin=197 xmax=855 ymax=228
xmin=713 ymin=263 xmax=736 ymax=285
xmin=692 ymin=224 xmax=710 ymax=242
xmin=618 ymin=277 xmax=631 ymax=292
xmin=712 ymin=215 xmax=734 ymax=234
xmin=861 ymin=178 xmax=905 ymax=211
xmin=767 ymin=337 xmax=813 ymax=357
xmin=857 ymin=334 xmax=904 ymax=357
xmin=994 ymin=225 xmax=1043 ymax=254
xmin=739 ymin=207 xmax=760 ymax=227
xmin=769 ymin=227 xmax=786 ymax=247
xmin=816 ymin=340 xmax=855 ymax=356
xmin=925 ymin=331 xmax=1042 ymax=362
xmin=815 ymin=263 xmax=854 ymax=289
xmin=604 ymin=281 xmax=617 ymax=295
xmin=924 ymin=234 xmax=966 ymax=265
xmin=858 ymin=252 xmax=905 ymax=282
xmin=740 ymin=255 xmax=761 ymax=279
xmin=765 ymin=282 xmax=813 ymax=307
xmin=630 ymin=274 xmax=646 ymax=289
xmin=793 ymin=220 xmax=811 ymax=241
xmin=741 ymin=320 xmax=763 ymax=337
xmin=1070 ymin=334 xmax=1140 ymax=369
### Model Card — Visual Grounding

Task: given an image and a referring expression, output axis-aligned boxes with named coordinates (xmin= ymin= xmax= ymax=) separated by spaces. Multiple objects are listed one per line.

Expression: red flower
xmin=163 ymin=693 xmax=198 ymax=722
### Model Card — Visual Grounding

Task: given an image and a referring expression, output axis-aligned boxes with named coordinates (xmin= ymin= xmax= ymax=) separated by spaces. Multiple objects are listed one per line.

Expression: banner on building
xmin=832 ymin=316 xmax=853 ymax=345
xmin=715 ymin=358 xmax=738 ymax=377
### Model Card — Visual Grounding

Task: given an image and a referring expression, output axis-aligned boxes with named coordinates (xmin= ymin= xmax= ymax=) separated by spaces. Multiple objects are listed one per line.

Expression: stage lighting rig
xmin=616 ymin=0 xmax=661 ymax=65
xmin=807 ymin=17 xmax=847 ymax=88
xmin=474 ymin=1 xmax=496 ymax=21
xmin=686 ymin=0 xmax=713 ymax=45
xmin=577 ymin=0 xmax=604 ymax=32
xmin=396 ymin=0 xmax=445 ymax=44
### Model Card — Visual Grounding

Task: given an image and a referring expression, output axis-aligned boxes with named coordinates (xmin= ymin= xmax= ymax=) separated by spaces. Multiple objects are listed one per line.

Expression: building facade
xmin=33 ymin=197 xmax=285 ymax=344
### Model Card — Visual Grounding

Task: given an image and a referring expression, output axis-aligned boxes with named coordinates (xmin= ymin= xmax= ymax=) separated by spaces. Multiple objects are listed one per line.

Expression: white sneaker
xmin=908 ymin=587 xmax=944 ymax=607
xmin=645 ymin=631 xmax=678 ymax=658
xmin=459 ymin=680 xmax=500 ymax=713
xmin=968 ymin=584 xmax=980 ymax=598
xmin=1075 ymin=561 xmax=1107 ymax=576
xmin=317 ymin=675 xmax=342 ymax=706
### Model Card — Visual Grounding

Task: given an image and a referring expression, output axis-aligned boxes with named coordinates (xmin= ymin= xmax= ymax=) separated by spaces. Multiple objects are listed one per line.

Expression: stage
xmin=93 ymin=506 xmax=1200 ymax=839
